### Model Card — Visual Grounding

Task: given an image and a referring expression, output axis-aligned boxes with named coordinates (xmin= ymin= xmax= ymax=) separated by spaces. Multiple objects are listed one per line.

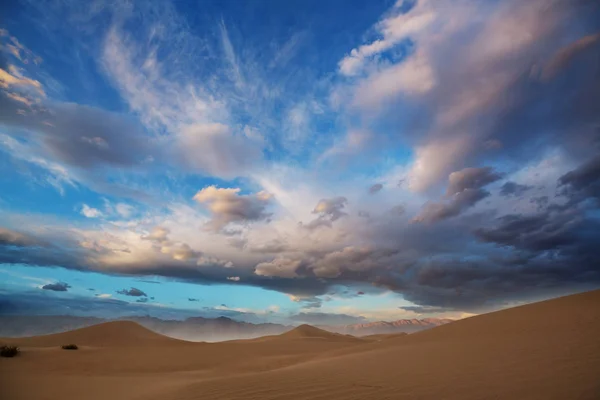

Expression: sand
xmin=1 ymin=289 xmax=599 ymax=400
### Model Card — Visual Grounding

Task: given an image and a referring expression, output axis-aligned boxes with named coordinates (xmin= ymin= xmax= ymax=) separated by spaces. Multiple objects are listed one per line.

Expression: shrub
xmin=0 ymin=345 xmax=19 ymax=358
xmin=61 ymin=344 xmax=78 ymax=350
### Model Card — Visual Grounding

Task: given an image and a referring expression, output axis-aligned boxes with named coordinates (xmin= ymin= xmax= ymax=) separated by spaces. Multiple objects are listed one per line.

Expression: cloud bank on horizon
xmin=0 ymin=0 xmax=599 ymax=325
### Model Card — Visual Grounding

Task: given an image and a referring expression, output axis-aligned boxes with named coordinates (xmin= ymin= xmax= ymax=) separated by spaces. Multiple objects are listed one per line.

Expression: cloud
xmin=0 ymin=228 xmax=38 ymax=247
xmin=354 ymin=50 xmax=435 ymax=108
xmin=0 ymin=70 xmax=156 ymax=199
xmin=115 ymin=203 xmax=135 ymax=218
xmin=499 ymin=182 xmax=533 ymax=197
xmin=414 ymin=167 xmax=502 ymax=223
xmin=136 ymin=280 xmax=161 ymax=285
xmin=399 ymin=305 xmax=452 ymax=314
xmin=388 ymin=205 xmax=406 ymax=216
xmin=116 ymin=287 xmax=147 ymax=297
xmin=175 ymin=123 xmax=263 ymax=178
xmin=311 ymin=246 xmax=395 ymax=279
xmin=301 ymin=196 xmax=349 ymax=231
xmin=312 ymin=197 xmax=348 ymax=221
xmin=101 ymin=22 xmax=262 ymax=179
xmin=80 ymin=204 xmax=103 ymax=218
xmin=558 ymin=154 xmax=600 ymax=201
xmin=0 ymin=67 xmax=44 ymax=95
xmin=248 ymin=239 xmax=288 ymax=254
xmin=0 ymin=92 xmax=152 ymax=169
xmin=95 ymin=294 xmax=112 ymax=298
xmin=368 ymin=183 xmax=383 ymax=194
xmin=1 ymin=1 xmax=599 ymax=321
xmin=142 ymin=227 xmax=170 ymax=243
xmin=193 ymin=186 xmax=273 ymax=230
xmin=338 ymin=0 xmax=434 ymax=77
xmin=288 ymin=295 xmax=322 ymax=309
xmin=358 ymin=210 xmax=371 ymax=218
xmin=255 ymin=258 xmax=302 ymax=278
xmin=42 ymin=282 xmax=70 ymax=292
xmin=140 ymin=226 xmax=202 ymax=262
xmin=341 ymin=0 xmax=600 ymax=192
xmin=541 ymin=32 xmax=600 ymax=80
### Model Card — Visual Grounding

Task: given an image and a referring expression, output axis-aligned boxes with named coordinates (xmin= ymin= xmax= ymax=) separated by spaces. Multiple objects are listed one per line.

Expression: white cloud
xmin=115 ymin=203 xmax=135 ymax=218
xmin=338 ymin=0 xmax=436 ymax=76
xmin=353 ymin=50 xmax=435 ymax=108
xmin=81 ymin=204 xmax=103 ymax=218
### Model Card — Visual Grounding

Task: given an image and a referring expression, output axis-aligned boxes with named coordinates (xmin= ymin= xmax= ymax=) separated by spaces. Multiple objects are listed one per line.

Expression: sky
xmin=0 ymin=0 xmax=599 ymax=326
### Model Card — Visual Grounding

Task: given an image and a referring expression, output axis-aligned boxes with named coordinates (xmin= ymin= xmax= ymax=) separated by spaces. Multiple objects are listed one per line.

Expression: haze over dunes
xmin=0 ymin=315 xmax=453 ymax=341
xmin=2 ymin=290 xmax=599 ymax=400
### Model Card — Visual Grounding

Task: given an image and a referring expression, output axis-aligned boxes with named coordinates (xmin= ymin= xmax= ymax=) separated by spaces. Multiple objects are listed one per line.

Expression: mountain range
xmin=0 ymin=315 xmax=453 ymax=341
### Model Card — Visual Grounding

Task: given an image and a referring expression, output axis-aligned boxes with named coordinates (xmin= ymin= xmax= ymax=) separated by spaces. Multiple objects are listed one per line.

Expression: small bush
xmin=61 ymin=344 xmax=78 ymax=350
xmin=0 ymin=345 xmax=19 ymax=358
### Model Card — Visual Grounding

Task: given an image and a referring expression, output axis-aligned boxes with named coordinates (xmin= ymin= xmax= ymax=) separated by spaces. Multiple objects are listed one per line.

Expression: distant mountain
xmin=0 ymin=315 xmax=452 ymax=341
xmin=127 ymin=316 xmax=290 ymax=341
xmin=321 ymin=318 xmax=454 ymax=336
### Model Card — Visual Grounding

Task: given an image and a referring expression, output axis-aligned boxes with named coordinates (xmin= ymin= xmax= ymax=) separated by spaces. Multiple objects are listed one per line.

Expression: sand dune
xmin=361 ymin=332 xmax=408 ymax=342
xmin=276 ymin=324 xmax=365 ymax=343
xmin=3 ymin=320 xmax=186 ymax=347
xmin=1 ymin=290 xmax=599 ymax=400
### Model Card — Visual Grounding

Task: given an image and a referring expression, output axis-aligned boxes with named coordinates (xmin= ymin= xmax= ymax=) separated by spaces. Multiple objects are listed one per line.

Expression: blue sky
xmin=1 ymin=0 xmax=599 ymax=325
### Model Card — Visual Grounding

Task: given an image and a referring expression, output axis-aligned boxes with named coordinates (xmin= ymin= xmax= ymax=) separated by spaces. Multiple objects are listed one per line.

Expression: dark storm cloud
xmin=558 ymin=154 xmax=600 ymax=201
xmin=499 ymin=181 xmax=533 ymax=197
xmin=116 ymin=287 xmax=147 ymax=297
xmin=530 ymin=196 xmax=549 ymax=210
xmin=414 ymin=167 xmax=502 ymax=223
xmin=474 ymin=211 xmax=580 ymax=252
xmin=41 ymin=282 xmax=71 ymax=292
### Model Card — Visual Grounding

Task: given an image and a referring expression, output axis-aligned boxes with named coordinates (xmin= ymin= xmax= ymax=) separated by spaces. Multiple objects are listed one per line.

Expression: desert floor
xmin=1 ymin=289 xmax=599 ymax=400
